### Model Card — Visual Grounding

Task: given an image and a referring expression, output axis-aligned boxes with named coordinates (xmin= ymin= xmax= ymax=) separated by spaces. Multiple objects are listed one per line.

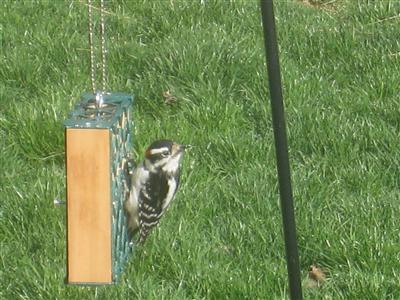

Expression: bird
xmin=124 ymin=140 xmax=188 ymax=244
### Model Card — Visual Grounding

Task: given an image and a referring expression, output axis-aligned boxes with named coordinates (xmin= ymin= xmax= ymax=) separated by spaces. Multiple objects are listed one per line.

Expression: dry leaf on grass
xmin=162 ymin=90 xmax=177 ymax=104
xmin=305 ymin=264 xmax=327 ymax=288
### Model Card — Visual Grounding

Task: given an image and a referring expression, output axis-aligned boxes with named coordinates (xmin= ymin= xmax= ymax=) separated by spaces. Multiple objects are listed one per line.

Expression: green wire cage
xmin=64 ymin=92 xmax=134 ymax=284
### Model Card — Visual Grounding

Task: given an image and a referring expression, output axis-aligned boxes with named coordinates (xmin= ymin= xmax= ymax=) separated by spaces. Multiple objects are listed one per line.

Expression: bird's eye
xmin=161 ymin=151 xmax=170 ymax=157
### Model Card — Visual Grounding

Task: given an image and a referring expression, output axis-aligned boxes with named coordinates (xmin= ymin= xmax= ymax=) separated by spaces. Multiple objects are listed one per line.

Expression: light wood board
xmin=66 ymin=128 xmax=112 ymax=284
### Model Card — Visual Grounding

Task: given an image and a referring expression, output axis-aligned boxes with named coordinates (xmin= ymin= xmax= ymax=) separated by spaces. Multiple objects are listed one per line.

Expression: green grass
xmin=1 ymin=0 xmax=400 ymax=298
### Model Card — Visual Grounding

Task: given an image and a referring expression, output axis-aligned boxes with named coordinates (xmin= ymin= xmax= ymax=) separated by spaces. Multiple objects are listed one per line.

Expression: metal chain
xmin=100 ymin=0 xmax=107 ymax=92
xmin=88 ymin=0 xmax=96 ymax=94
xmin=87 ymin=0 xmax=107 ymax=95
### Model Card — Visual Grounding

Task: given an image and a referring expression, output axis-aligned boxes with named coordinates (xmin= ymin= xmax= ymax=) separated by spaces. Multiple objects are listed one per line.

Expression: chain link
xmin=88 ymin=0 xmax=96 ymax=94
xmin=87 ymin=0 xmax=107 ymax=95
xmin=100 ymin=0 xmax=107 ymax=92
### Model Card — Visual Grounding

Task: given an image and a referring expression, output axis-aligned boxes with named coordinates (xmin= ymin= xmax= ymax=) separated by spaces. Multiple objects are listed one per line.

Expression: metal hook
xmin=95 ymin=92 xmax=104 ymax=109
xmin=54 ymin=198 xmax=66 ymax=206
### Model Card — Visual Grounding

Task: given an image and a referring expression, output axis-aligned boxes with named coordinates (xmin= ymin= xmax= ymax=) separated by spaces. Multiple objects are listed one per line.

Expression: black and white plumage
xmin=124 ymin=140 xmax=187 ymax=244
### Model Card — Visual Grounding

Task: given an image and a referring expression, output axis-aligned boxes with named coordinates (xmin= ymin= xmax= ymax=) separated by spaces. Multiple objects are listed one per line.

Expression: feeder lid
xmin=64 ymin=92 xmax=133 ymax=129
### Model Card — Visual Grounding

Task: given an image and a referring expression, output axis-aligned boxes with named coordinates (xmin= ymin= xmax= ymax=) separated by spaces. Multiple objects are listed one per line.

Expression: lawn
xmin=1 ymin=0 xmax=400 ymax=299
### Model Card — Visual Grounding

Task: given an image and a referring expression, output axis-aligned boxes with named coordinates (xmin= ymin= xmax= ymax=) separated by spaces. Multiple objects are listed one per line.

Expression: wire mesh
xmin=64 ymin=92 xmax=134 ymax=283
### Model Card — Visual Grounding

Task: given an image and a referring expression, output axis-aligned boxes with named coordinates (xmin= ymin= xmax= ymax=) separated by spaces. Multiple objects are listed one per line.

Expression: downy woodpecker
xmin=124 ymin=140 xmax=188 ymax=244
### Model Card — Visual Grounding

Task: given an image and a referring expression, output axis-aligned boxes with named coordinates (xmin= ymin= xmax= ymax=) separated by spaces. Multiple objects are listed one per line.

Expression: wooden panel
xmin=66 ymin=128 xmax=112 ymax=284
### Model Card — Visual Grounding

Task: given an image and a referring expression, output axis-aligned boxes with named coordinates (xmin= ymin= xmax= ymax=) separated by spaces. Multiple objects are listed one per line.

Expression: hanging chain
xmin=87 ymin=0 xmax=107 ymax=95
xmin=88 ymin=0 xmax=96 ymax=94
xmin=100 ymin=0 xmax=107 ymax=92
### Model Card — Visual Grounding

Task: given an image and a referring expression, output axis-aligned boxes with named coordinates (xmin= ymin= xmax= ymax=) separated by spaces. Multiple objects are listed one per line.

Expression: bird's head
xmin=144 ymin=140 xmax=189 ymax=173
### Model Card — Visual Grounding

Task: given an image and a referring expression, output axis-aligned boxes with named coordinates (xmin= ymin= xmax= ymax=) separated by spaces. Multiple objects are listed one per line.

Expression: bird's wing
xmin=124 ymin=163 xmax=147 ymax=238
xmin=138 ymin=172 xmax=169 ymax=243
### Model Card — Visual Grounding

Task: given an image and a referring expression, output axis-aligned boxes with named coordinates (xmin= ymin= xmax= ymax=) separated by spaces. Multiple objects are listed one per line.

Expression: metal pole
xmin=260 ymin=1 xmax=303 ymax=299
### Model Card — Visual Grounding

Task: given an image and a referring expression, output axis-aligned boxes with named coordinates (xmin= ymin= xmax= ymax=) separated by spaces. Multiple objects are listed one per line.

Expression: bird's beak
xmin=179 ymin=144 xmax=192 ymax=151
xmin=172 ymin=143 xmax=192 ymax=155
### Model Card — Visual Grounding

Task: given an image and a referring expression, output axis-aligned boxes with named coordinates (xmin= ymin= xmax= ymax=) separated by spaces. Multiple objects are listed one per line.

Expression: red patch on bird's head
xmin=145 ymin=148 xmax=152 ymax=159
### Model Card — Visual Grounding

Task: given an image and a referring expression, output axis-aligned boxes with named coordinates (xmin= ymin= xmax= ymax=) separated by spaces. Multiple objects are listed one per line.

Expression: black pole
xmin=260 ymin=1 xmax=303 ymax=299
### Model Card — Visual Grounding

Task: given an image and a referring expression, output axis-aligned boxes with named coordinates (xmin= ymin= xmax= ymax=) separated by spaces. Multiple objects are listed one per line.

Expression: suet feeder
xmin=64 ymin=92 xmax=134 ymax=284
